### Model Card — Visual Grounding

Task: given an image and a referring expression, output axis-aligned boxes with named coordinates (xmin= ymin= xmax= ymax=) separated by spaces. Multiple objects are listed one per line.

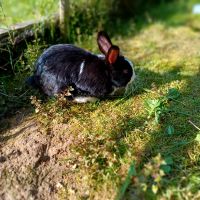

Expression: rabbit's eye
xmin=123 ymin=69 xmax=129 ymax=74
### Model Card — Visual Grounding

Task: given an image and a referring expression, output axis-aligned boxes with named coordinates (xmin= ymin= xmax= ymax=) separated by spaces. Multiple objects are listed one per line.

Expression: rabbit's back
xmin=34 ymin=44 xmax=111 ymax=96
xmin=35 ymin=44 xmax=92 ymax=76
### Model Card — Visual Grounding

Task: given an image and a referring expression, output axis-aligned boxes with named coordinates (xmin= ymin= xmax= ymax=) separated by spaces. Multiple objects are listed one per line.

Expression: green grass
xmin=1 ymin=0 xmax=200 ymax=199
xmin=0 ymin=0 xmax=57 ymax=28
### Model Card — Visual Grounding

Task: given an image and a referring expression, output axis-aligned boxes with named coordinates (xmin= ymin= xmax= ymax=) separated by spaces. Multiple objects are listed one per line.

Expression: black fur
xmin=28 ymin=32 xmax=134 ymax=100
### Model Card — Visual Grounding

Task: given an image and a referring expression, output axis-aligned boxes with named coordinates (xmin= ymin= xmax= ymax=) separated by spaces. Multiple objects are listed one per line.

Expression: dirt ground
xmin=0 ymin=111 xmax=78 ymax=200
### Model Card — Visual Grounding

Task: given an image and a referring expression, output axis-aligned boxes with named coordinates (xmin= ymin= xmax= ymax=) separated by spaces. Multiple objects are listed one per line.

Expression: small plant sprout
xmin=165 ymin=125 xmax=175 ymax=135
xmin=144 ymin=88 xmax=180 ymax=124
xmin=128 ymin=154 xmax=173 ymax=197
xmin=30 ymin=95 xmax=42 ymax=113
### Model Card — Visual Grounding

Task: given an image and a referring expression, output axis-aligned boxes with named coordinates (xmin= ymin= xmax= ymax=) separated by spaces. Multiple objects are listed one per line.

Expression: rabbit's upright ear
xmin=106 ymin=45 xmax=119 ymax=65
xmin=97 ymin=31 xmax=112 ymax=55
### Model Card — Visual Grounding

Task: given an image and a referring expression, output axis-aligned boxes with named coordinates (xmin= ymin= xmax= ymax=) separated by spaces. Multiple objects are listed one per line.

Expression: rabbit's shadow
xmin=112 ymin=66 xmax=186 ymax=103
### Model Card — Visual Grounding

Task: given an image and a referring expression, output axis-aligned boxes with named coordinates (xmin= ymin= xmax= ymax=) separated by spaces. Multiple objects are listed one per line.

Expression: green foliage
xmin=0 ymin=40 xmax=44 ymax=118
xmin=144 ymin=98 xmax=166 ymax=123
xmin=111 ymin=0 xmax=167 ymax=17
xmin=124 ymin=154 xmax=174 ymax=199
xmin=116 ymin=162 xmax=136 ymax=200
xmin=165 ymin=125 xmax=175 ymax=135
xmin=117 ymin=155 xmax=174 ymax=199
xmin=144 ymin=88 xmax=180 ymax=124
xmin=0 ymin=0 xmax=57 ymax=28
xmin=68 ymin=0 xmax=112 ymax=43
xmin=166 ymin=88 xmax=181 ymax=100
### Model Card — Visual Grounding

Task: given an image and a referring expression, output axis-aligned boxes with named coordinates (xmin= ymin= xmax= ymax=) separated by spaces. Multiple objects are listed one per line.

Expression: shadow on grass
xmin=115 ymin=70 xmax=200 ymax=199
xmin=109 ymin=116 xmax=145 ymax=158
xmin=134 ymin=66 xmax=185 ymax=94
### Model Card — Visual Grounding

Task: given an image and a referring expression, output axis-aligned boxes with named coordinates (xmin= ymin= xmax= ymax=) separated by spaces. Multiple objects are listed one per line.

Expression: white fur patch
xmin=73 ymin=96 xmax=99 ymax=103
xmin=97 ymin=54 xmax=105 ymax=59
xmin=79 ymin=61 xmax=85 ymax=75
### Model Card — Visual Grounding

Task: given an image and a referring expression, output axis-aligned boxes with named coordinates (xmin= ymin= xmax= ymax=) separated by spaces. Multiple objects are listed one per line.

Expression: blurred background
xmin=1 ymin=0 xmax=200 ymax=43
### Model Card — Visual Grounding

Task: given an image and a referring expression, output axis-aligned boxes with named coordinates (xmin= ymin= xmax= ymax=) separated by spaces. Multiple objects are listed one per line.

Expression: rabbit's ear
xmin=97 ymin=31 xmax=112 ymax=55
xmin=106 ymin=45 xmax=119 ymax=64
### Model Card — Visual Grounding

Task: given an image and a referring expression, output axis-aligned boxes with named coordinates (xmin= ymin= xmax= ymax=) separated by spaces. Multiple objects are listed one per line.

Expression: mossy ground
xmin=1 ymin=1 xmax=200 ymax=199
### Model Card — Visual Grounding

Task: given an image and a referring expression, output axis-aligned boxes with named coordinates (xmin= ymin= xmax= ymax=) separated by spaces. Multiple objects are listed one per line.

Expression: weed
xmin=165 ymin=124 xmax=175 ymax=135
xmin=0 ymin=40 xmax=45 ymax=118
xmin=121 ymin=154 xmax=174 ymax=199
xmin=144 ymin=88 xmax=180 ymax=124
xmin=116 ymin=162 xmax=136 ymax=200
xmin=30 ymin=91 xmax=73 ymax=130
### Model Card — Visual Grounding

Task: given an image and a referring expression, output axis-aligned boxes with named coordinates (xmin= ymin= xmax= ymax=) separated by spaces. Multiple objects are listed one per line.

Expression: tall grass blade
xmin=115 ymin=162 xmax=136 ymax=200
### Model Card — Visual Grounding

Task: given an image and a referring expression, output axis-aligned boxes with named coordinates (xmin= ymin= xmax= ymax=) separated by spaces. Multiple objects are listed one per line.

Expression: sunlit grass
xmin=0 ymin=0 xmax=57 ymax=28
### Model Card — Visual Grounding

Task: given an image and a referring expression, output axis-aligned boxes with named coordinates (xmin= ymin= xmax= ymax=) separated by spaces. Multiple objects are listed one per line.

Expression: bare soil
xmin=0 ymin=112 xmax=76 ymax=200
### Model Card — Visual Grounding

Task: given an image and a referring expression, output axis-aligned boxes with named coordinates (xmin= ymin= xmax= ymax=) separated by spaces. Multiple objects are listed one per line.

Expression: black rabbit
xmin=28 ymin=31 xmax=135 ymax=102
